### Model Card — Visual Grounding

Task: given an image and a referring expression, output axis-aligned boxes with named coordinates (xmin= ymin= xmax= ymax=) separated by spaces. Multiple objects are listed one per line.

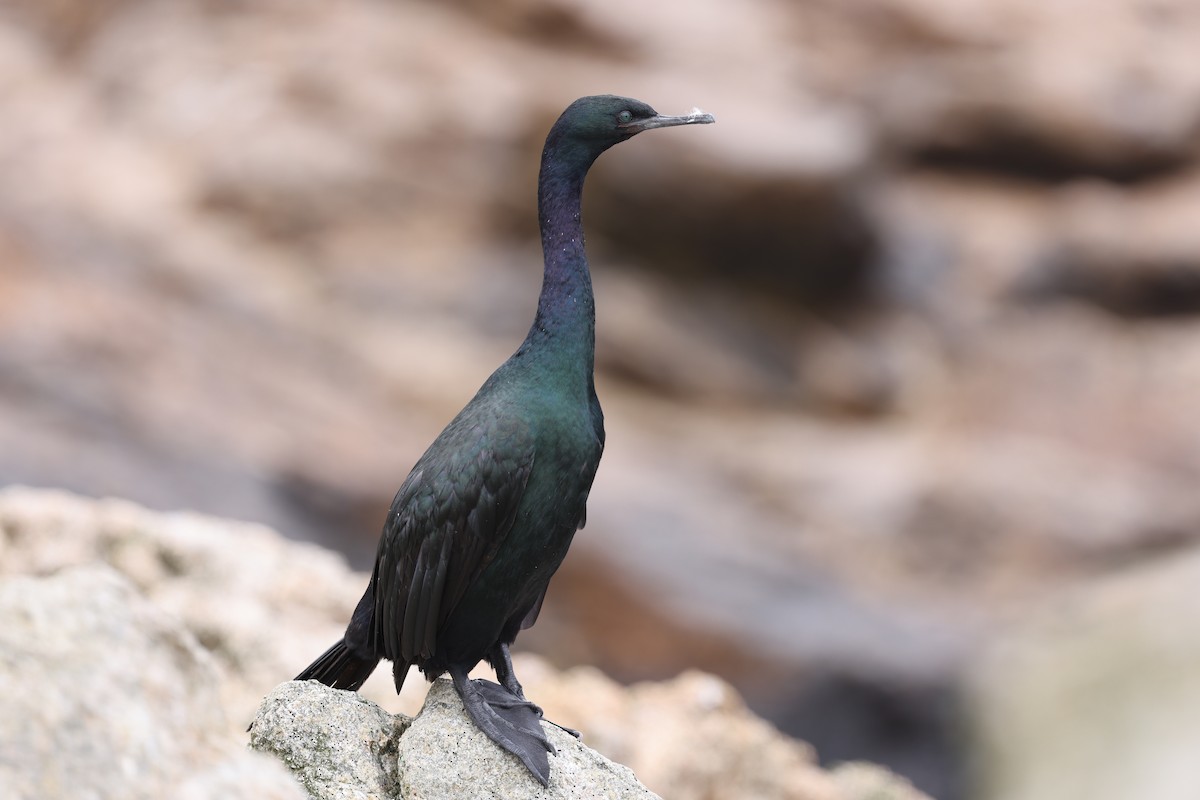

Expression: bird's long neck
xmin=525 ymin=140 xmax=599 ymax=375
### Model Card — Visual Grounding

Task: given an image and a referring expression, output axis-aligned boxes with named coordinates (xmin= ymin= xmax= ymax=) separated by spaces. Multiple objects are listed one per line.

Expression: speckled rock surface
xmin=399 ymin=680 xmax=660 ymax=800
xmin=251 ymin=681 xmax=408 ymax=800
xmin=248 ymin=679 xmax=660 ymax=800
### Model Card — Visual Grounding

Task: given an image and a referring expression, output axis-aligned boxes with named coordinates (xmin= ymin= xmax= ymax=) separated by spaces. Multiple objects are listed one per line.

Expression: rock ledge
xmin=251 ymin=679 xmax=661 ymax=800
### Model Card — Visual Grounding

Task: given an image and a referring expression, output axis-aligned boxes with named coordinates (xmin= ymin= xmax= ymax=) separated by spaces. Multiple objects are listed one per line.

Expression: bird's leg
xmin=489 ymin=643 xmax=581 ymax=739
xmin=448 ymin=665 xmax=554 ymax=787
xmin=490 ymin=642 xmax=530 ymax=700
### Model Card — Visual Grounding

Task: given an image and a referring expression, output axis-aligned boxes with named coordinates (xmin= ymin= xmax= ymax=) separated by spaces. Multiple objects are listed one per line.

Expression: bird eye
xmin=617 ymin=110 xmax=634 ymax=124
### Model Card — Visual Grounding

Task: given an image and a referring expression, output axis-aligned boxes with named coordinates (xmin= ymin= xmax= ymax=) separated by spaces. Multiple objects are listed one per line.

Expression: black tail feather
xmin=295 ymin=639 xmax=380 ymax=691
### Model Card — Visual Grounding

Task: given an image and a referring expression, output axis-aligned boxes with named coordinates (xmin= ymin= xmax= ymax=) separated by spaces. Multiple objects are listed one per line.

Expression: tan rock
xmin=0 ymin=565 xmax=304 ymax=800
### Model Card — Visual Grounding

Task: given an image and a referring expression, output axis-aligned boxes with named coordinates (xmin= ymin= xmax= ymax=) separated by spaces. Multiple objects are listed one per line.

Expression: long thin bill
xmin=638 ymin=108 xmax=716 ymax=129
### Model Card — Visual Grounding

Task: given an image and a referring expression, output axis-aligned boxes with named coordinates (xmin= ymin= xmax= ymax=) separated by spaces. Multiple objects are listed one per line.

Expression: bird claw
xmin=550 ymin=721 xmax=582 ymax=739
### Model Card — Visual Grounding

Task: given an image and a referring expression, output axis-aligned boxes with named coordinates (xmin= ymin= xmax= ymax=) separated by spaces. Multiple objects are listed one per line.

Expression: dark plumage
xmin=295 ymin=95 xmax=714 ymax=785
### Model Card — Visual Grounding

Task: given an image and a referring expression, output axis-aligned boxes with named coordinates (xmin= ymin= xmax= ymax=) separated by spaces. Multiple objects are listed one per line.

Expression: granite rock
xmin=398 ymin=680 xmax=659 ymax=800
xmin=251 ymin=681 xmax=408 ymax=800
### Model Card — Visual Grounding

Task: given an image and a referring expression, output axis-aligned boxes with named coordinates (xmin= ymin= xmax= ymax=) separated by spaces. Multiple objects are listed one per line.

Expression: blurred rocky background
xmin=0 ymin=487 xmax=930 ymax=800
xmin=3 ymin=1 xmax=1200 ymax=798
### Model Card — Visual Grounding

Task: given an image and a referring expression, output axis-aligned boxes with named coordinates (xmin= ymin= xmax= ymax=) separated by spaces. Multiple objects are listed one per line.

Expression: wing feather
xmin=372 ymin=417 xmax=535 ymax=665
xmin=401 ymin=537 xmax=431 ymax=660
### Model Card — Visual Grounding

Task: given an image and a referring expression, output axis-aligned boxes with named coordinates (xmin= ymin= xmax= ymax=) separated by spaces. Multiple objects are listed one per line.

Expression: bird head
xmin=544 ymin=95 xmax=715 ymax=164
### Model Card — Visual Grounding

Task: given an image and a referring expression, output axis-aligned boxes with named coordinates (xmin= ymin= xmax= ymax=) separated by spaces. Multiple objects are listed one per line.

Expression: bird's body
xmin=295 ymin=95 xmax=713 ymax=785
xmin=378 ymin=355 xmax=603 ymax=683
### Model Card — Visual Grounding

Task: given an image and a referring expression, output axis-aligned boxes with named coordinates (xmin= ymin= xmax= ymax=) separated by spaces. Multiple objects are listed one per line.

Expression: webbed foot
xmin=489 ymin=642 xmax=584 ymax=739
xmin=450 ymin=668 xmax=554 ymax=786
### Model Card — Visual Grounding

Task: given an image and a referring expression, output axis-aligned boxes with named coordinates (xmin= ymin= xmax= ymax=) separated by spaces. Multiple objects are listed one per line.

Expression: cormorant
xmin=295 ymin=94 xmax=714 ymax=785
